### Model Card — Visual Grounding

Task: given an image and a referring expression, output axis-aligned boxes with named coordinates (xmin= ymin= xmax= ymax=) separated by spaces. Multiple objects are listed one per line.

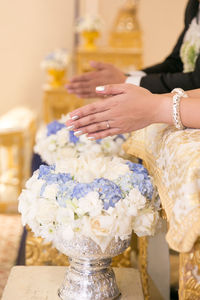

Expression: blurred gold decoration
xmin=179 ymin=238 xmax=200 ymax=300
xmin=43 ymin=86 xmax=84 ymax=123
xmin=41 ymin=49 xmax=70 ymax=88
xmin=76 ymin=15 xmax=102 ymax=50
xmin=0 ymin=108 xmax=36 ymax=213
xmin=47 ymin=69 xmax=67 ymax=88
xmin=138 ymin=237 xmax=150 ymax=300
xmin=109 ymin=0 xmax=142 ymax=49
xmin=76 ymin=47 xmax=143 ymax=75
xmin=81 ymin=30 xmax=100 ymax=50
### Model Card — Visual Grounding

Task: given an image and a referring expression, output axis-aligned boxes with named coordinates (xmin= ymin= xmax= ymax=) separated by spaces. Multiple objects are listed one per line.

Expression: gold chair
xmin=0 ymin=130 xmax=24 ymax=213
xmin=0 ymin=114 xmax=37 ymax=213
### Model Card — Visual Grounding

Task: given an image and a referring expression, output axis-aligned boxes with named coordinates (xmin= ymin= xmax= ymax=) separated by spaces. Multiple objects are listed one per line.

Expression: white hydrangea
xmin=133 ymin=208 xmax=159 ymax=237
xmin=76 ymin=15 xmax=103 ymax=32
xmin=76 ymin=192 xmax=103 ymax=217
xmin=18 ymin=156 xmax=159 ymax=252
xmin=34 ymin=115 xmax=129 ymax=165
xmin=41 ymin=49 xmax=70 ymax=71
xmin=56 ymin=155 xmax=129 ymax=183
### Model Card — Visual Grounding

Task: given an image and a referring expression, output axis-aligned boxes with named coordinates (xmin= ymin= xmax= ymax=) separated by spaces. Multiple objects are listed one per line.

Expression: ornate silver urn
xmin=56 ymin=234 xmax=131 ymax=300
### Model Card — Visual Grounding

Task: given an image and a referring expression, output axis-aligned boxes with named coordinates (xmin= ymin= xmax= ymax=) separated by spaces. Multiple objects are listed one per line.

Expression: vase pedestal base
xmin=58 ymin=257 xmax=121 ymax=300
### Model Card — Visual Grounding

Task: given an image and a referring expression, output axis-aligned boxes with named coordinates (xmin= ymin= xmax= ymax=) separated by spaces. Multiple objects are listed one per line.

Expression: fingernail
xmin=88 ymin=136 xmax=95 ymax=140
xmin=71 ymin=115 xmax=79 ymax=120
xmin=96 ymin=86 xmax=105 ymax=92
xmin=66 ymin=125 xmax=75 ymax=130
xmin=74 ymin=130 xmax=82 ymax=136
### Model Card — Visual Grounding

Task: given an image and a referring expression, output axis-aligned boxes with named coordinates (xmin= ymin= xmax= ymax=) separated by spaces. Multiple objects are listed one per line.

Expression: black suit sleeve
xmin=140 ymin=54 xmax=200 ymax=93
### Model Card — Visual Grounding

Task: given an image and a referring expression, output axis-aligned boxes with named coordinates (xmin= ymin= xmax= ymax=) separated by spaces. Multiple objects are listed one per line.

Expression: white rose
xmin=56 ymin=207 xmax=74 ymax=225
xmin=40 ymin=223 xmax=56 ymax=243
xmin=89 ymin=215 xmax=117 ymax=237
xmin=133 ymin=209 xmax=158 ymax=237
xmin=56 ymin=128 xmax=69 ymax=147
xmin=25 ymin=173 xmax=45 ymax=197
xmin=124 ymin=188 xmax=147 ymax=216
xmin=42 ymin=183 xmax=59 ymax=200
xmin=36 ymin=199 xmax=58 ymax=224
xmin=59 ymin=114 xmax=70 ymax=123
xmin=76 ymin=191 xmax=103 ymax=217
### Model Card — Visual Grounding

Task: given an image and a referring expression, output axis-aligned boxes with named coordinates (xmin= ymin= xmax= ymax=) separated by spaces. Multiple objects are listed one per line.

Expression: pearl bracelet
xmin=171 ymin=88 xmax=188 ymax=130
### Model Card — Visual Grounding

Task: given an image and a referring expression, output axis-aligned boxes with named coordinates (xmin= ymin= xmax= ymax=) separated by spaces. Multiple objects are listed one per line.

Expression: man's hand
xmin=66 ymin=61 xmax=126 ymax=98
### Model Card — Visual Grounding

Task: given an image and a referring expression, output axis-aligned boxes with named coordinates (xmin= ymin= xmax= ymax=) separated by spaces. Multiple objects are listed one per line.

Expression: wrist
xmin=151 ymin=94 xmax=173 ymax=125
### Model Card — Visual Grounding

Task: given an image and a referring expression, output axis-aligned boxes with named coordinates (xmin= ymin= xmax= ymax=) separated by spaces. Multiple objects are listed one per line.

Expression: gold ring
xmin=106 ymin=121 xmax=110 ymax=129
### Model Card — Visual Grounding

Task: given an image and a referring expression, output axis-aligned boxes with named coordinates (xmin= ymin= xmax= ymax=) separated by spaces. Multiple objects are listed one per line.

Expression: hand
xmin=65 ymin=84 xmax=170 ymax=139
xmin=66 ymin=61 xmax=126 ymax=98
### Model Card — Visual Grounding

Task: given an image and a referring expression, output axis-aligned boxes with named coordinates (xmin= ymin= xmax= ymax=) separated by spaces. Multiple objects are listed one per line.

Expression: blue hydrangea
xmin=57 ymin=180 xmax=77 ymax=207
xmin=72 ymin=183 xmax=94 ymax=199
xmin=36 ymin=161 xmax=154 ymax=212
xmin=126 ymin=161 xmax=149 ymax=175
xmin=113 ymin=134 xmax=126 ymax=142
xmin=120 ymin=162 xmax=154 ymax=199
xmin=47 ymin=121 xmax=66 ymax=136
xmin=38 ymin=165 xmax=73 ymax=198
xmin=38 ymin=165 xmax=55 ymax=179
xmin=69 ymin=131 xmax=79 ymax=144
xmin=96 ymin=139 xmax=102 ymax=144
xmin=93 ymin=178 xmax=123 ymax=210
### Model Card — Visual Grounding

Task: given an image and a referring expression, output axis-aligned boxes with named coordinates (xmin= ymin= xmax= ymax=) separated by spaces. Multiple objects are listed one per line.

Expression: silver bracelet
xmin=171 ymin=88 xmax=188 ymax=130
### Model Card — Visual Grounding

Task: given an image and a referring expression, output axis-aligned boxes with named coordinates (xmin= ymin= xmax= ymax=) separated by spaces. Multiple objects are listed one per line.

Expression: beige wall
xmin=0 ymin=0 xmax=189 ymax=116
xmin=0 ymin=0 xmax=75 ymax=116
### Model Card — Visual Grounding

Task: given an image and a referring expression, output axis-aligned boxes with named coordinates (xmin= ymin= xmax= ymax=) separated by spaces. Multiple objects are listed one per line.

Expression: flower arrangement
xmin=18 ymin=156 xmax=158 ymax=252
xmin=34 ymin=115 xmax=130 ymax=165
xmin=180 ymin=18 xmax=200 ymax=72
xmin=76 ymin=15 xmax=103 ymax=33
xmin=41 ymin=49 xmax=70 ymax=71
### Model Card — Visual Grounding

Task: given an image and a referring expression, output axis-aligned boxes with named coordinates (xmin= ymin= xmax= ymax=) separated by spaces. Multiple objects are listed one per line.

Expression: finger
xmin=71 ymin=110 xmax=111 ymax=130
xmin=87 ymin=128 xmax=121 ymax=140
xmin=66 ymin=81 xmax=91 ymax=90
xmin=95 ymin=84 xmax=128 ymax=96
xmin=74 ymin=120 xmax=115 ymax=135
xmin=90 ymin=61 xmax=109 ymax=70
xmin=67 ymin=100 xmax=111 ymax=122
xmin=76 ymin=93 xmax=96 ymax=99
xmin=69 ymin=72 xmax=96 ymax=83
xmin=67 ymin=87 xmax=92 ymax=96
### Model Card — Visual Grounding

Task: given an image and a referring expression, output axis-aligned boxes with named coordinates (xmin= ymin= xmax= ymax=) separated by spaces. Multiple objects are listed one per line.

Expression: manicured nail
xmin=71 ymin=115 xmax=79 ymax=120
xmin=88 ymin=136 xmax=95 ymax=140
xmin=96 ymin=86 xmax=105 ymax=92
xmin=66 ymin=125 xmax=75 ymax=130
xmin=74 ymin=130 xmax=83 ymax=136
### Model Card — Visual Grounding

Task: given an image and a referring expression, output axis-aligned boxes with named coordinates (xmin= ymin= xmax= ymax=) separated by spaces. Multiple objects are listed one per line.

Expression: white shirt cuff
xmin=125 ymin=71 xmax=146 ymax=86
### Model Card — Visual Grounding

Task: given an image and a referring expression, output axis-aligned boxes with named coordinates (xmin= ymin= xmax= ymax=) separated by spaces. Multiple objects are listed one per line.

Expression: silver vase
xmin=56 ymin=234 xmax=131 ymax=300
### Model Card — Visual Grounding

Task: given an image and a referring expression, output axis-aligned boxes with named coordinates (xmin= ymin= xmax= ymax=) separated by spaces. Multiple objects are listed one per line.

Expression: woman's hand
xmin=66 ymin=61 xmax=126 ymax=98
xmin=66 ymin=84 xmax=171 ymax=139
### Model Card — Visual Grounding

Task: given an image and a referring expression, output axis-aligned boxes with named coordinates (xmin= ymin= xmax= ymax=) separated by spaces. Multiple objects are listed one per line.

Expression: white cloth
xmin=125 ymin=71 xmax=146 ymax=86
